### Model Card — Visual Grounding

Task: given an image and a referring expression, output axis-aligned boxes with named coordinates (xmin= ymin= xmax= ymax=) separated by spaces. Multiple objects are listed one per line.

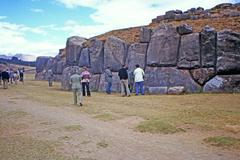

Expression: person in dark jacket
xmin=118 ymin=65 xmax=130 ymax=97
xmin=0 ymin=70 xmax=2 ymax=85
xmin=1 ymin=70 xmax=10 ymax=89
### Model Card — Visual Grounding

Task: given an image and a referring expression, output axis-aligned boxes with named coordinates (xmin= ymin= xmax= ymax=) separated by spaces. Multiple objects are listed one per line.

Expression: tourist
xmin=70 ymin=73 xmax=83 ymax=106
xmin=13 ymin=71 xmax=19 ymax=85
xmin=47 ymin=69 xmax=54 ymax=87
xmin=118 ymin=64 xmax=130 ymax=97
xmin=1 ymin=70 xmax=10 ymax=89
xmin=19 ymin=68 xmax=24 ymax=83
xmin=133 ymin=64 xmax=145 ymax=95
xmin=104 ymin=66 xmax=113 ymax=94
xmin=80 ymin=66 xmax=91 ymax=96
xmin=0 ymin=70 xmax=2 ymax=85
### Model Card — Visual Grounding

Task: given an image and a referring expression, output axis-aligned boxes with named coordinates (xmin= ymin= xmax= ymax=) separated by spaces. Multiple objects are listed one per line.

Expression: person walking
xmin=133 ymin=64 xmax=145 ymax=95
xmin=19 ymin=68 xmax=24 ymax=83
xmin=1 ymin=70 xmax=10 ymax=89
xmin=118 ymin=65 xmax=130 ymax=97
xmin=47 ymin=69 xmax=54 ymax=87
xmin=80 ymin=67 xmax=91 ymax=96
xmin=104 ymin=66 xmax=113 ymax=94
xmin=70 ymin=73 xmax=83 ymax=106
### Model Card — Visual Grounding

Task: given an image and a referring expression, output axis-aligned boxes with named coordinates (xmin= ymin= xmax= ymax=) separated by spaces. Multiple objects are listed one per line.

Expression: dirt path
xmin=0 ymin=91 xmax=239 ymax=160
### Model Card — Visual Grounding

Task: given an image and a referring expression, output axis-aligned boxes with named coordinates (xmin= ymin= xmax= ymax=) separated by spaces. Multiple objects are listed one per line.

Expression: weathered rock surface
xmin=127 ymin=43 xmax=148 ymax=72
xmin=66 ymin=36 xmax=87 ymax=66
xmin=168 ymin=86 xmax=185 ymax=94
xmin=89 ymin=39 xmax=104 ymax=74
xmin=98 ymin=72 xmax=120 ymax=92
xmin=203 ymin=75 xmax=240 ymax=92
xmin=178 ymin=33 xmax=200 ymax=69
xmin=36 ymin=56 xmax=51 ymax=73
xmin=145 ymin=67 xmax=201 ymax=92
xmin=200 ymin=26 xmax=217 ymax=67
xmin=148 ymin=87 xmax=168 ymax=94
xmin=147 ymin=25 xmax=180 ymax=66
xmin=104 ymin=36 xmax=128 ymax=72
xmin=79 ymin=48 xmax=90 ymax=68
xmin=190 ymin=68 xmax=216 ymax=85
xmin=61 ymin=66 xmax=82 ymax=90
xmin=140 ymin=27 xmax=151 ymax=43
xmin=177 ymin=24 xmax=193 ymax=35
xmin=216 ymin=30 xmax=240 ymax=74
xmin=90 ymin=74 xmax=101 ymax=91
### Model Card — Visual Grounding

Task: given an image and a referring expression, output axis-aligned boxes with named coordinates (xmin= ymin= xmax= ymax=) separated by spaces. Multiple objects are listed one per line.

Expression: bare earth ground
xmin=0 ymin=75 xmax=240 ymax=160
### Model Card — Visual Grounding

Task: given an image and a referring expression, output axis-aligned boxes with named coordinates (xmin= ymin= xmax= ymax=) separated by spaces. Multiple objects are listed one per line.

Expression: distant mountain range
xmin=0 ymin=54 xmax=36 ymax=62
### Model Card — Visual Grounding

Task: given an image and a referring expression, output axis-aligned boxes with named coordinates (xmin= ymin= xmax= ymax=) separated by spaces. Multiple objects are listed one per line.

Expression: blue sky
xmin=0 ymin=0 xmax=239 ymax=57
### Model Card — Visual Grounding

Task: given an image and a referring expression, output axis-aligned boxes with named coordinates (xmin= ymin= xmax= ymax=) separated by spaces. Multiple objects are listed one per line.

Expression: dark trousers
xmin=82 ymin=82 xmax=91 ymax=96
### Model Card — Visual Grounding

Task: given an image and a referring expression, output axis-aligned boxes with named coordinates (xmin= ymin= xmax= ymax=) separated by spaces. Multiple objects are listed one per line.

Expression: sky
xmin=0 ymin=0 xmax=239 ymax=57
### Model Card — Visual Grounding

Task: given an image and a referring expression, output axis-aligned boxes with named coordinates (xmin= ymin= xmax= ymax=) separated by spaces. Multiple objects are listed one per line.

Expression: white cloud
xmin=0 ymin=21 xmax=61 ymax=56
xmin=56 ymin=0 xmax=236 ymax=38
xmin=30 ymin=8 xmax=44 ymax=13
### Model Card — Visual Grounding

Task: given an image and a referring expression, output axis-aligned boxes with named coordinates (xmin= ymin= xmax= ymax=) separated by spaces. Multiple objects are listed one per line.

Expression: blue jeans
xmin=106 ymin=82 xmax=112 ymax=94
xmin=135 ymin=81 xmax=144 ymax=95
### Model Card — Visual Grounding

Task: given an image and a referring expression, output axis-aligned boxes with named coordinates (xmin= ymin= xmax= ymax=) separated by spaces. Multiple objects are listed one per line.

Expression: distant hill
xmin=0 ymin=57 xmax=35 ymax=67
xmin=0 ymin=54 xmax=36 ymax=62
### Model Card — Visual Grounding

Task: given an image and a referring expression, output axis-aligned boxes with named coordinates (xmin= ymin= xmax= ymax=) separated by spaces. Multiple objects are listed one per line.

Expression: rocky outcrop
xmin=147 ymin=25 xmax=180 ymax=66
xmin=79 ymin=48 xmax=90 ymax=68
xmin=190 ymin=68 xmax=216 ymax=85
xmin=216 ymin=30 xmax=240 ymax=74
xmin=66 ymin=36 xmax=87 ymax=66
xmin=61 ymin=66 xmax=82 ymax=90
xmin=104 ymin=36 xmax=128 ymax=72
xmin=177 ymin=24 xmax=193 ymax=35
xmin=140 ymin=27 xmax=151 ymax=43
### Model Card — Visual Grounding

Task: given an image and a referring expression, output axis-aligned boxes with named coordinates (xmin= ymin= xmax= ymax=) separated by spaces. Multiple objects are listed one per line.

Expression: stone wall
xmin=36 ymin=23 xmax=240 ymax=94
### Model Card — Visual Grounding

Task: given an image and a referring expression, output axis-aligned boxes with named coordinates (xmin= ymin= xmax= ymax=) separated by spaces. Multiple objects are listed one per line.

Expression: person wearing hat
xmin=80 ymin=66 xmax=91 ymax=96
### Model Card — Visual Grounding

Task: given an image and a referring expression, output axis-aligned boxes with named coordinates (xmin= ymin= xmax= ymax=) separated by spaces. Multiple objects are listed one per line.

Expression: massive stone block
xmin=178 ymin=33 xmax=200 ymax=69
xmin=145 ymin=67 xmax=201 ymax=93
xmin=216 ymin=30 xmax=240 ymax=74
xmin=79 ymin=48 xmax=90 ymax=68
xmin=55 ymin=61 xmax=65 ymax=75
xmin=89 ymin=74 xmax=101 ymax=91
xmin=176 ymin=24 xmax=193 ymax=35
xmin=127 ymin=43 xmax=148 ymax=72
xmin=98 ymin=72 xmax=120 ymax=92
xmin=190 ymin=68 xmax=216 ymax=86
xmin=200 ymin=26 xmax=217 ymax=67
xmin=140 ymin=27 xmax=151 ymax=43
xmin=45 ymin=58 xmax=54 ymax=71
xmin=89 ymin=39 xmax=104 ymax=74
xmin=203 ymin=75 xmax=240 ymax=92
xmin=66 ymin=36 xmax=87 ymax=66
xmin=36 ymin=56 xmax=51 ymax=73
xmin=104 ymin=36 xmax=128 ymax=72
xmin=147 ymin=25 xmax=180 ymax=66
xmin=61 ymin=66 xmax=82 ymax=90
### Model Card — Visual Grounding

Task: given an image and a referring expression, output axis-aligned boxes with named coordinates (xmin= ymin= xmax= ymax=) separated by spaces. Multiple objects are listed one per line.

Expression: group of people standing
xmin=105 ymin=64 xmax=145 ymax=97
xmin=69 ymin=67 xmax=91 ymax=106
xmin=0 ymin=67 xmax=24 ymax=89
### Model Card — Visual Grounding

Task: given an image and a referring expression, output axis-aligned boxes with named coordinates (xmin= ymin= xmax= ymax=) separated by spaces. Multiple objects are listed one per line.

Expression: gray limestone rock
xmin=90 ymin=74 xmax=101 ymax=91
xmin=178 ymin=33 xmax=201 ymax=69
xmin=203 ymin=75 xmax=240 ymax=92
xmin=216 ymin=30 xmax=240 ymax=74
xmin=104 ymin=36 xmax=128 ymax=72
xmin=140 ymin=27 xmax=151 ymax=43
xmin=66 ymin=36 xmax=87 ymax=66
xmin=168 ymin=86 xmax=185 ymax=94
xmin=79 ymin=48 xmax=90 ymax=68
xmin=200 ymin=25 xmax=217 ymax=67
xmin=36 ymin=56 xmax=51 ymax=73
xmin=145 ymin=67 xmax=201 ymax=93
xmin=148 ymin=87 xmax=168 ymax=94
xmin=177 ymin=24 xmax=193 ymax=35
xmin=147 ymin=25 xmax=180 ymax=66
xmin=89 ymin=39 xmax=104 ymax=74
xmin=127 ymin=43 xmax=148 ymax=72
xmin=190 ymin=68 xmax=216 ymax=86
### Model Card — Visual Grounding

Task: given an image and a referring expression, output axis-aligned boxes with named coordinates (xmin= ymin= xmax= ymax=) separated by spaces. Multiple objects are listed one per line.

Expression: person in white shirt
xmin=133 ymin=64 xmax=145 ymax=95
